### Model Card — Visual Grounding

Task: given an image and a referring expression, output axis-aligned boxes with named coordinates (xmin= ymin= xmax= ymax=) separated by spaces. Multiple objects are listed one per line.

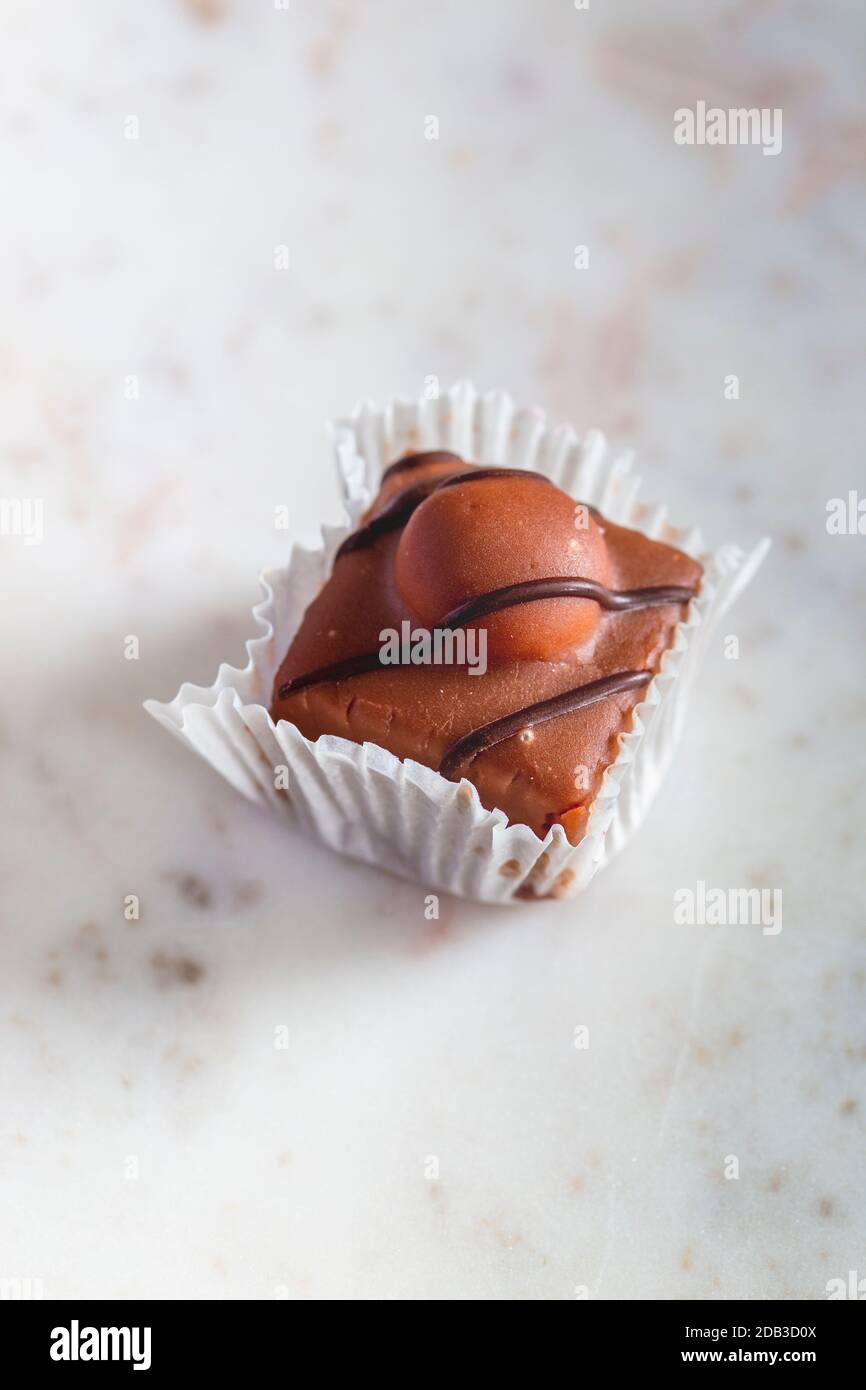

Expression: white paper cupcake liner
xmin=145 ymin=382 xmax=769 ymax=904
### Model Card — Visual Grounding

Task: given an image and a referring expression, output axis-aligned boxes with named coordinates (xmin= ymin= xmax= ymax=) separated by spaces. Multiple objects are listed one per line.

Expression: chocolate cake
xmin=271 ymin=451 xmax=702 ymax=844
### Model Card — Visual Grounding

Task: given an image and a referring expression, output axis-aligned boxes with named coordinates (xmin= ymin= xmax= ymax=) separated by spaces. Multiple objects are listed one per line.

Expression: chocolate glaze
xmin=381 ymin=450 xmax=464 ymax=484
xmin=277 ymin=650 xmax=384 ymax=700
xmin=336 ymin=480 xmax=441 ymax=559
xmin=280 ymin=454 xmax=700 ymax=801
xmin=277 ymin=568 xmax=696 ymax=701
xmin=442 ymin=576 xmax=697 ymax=629
xmin=438 ymin=671 xmax=653 ymax=780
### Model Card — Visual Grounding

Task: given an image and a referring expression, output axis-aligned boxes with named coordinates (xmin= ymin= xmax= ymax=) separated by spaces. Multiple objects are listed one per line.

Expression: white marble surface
xmin=1 ymin=0 xmax=864 ymax=1300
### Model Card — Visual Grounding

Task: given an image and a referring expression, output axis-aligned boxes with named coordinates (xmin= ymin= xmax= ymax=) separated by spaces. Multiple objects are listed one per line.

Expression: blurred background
xmin=0 ymin=0 xmax=864 ymax=1300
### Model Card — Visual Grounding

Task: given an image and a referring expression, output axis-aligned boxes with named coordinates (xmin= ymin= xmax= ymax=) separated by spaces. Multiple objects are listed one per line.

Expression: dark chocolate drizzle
xmin=381 ymin=450 xmax=464 ymax=483
xmin=437 ymin=671 xmax=653 ymax=780
xmin=335 ymin=464 xmax=558 ymax=556
xmin=434 ymin=466 xmax=554 ymax=492
xmin=277 ymin=453 xmax=699 ymax=783
xmin=441 ymin=576 xmax=698 ymax=629
xmin=336 ymin=480 xmax=440 ymax=559
xmin=277 ymin=650 xmax=384 ymax=699
xmin=336 ymin=464 xmax=557 ymax=561
xmin=276 ymin=567 xmax=695 ymax=706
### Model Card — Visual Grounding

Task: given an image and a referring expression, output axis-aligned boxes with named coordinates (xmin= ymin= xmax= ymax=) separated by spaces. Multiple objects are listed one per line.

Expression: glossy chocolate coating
xmin=395 ymin=472 xmax=611 ymax=660
xmin=271 ymin=453 xmax=702 ymax=844
xmin=438 ymin=670 xmax=654 ymax=780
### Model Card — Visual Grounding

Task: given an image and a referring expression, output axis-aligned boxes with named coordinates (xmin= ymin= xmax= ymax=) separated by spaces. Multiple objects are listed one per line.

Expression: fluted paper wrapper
xmin=145 ymin=383 xmax=768 ymax=904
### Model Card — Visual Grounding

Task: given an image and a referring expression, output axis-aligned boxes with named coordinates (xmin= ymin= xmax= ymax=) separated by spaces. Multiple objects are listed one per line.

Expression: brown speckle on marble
xmin=479 ymin=1216 xmax=526 ymax=1251
xmin=307 ymin=11 xmax=352 ymax=78
xmin=68 ymin=922 xmax=114 ymax=981
xmin=168 ymin=872 xmax=213 ymax=910
xmin=840 ymin=1097 xmax=858 ymax=1116
xmin=113 ymin=478 xmax=176 ymax=568
xmin=448 ymin=147 xmax=477 ymax=170
xmin=747 ymin=865 xmax=779 ymax=890
xmin=766 ymin=269 xmax=803 ymax=299
xmin=818 ymin=1197 xmax=836 ymax=1220
xmin=232 ymin=880 xmax=263 ymax=908
xmin=733 ymin=684 xmax=759 ymax=709
xmin=181 ymin=0 xmax=223 ymax=24
xmin=151 ymin=952 xmax=205 ymax=988
xmin=782 ymin=529 xmax=807 ymax=553
xmin=681 ymin=1247 xmax=694 ymax=1271
xmin=502 ymin=65 xmax=541 ymax=100
xmin=162 ymin=1043 xmax=205 ymax=1074
xmin=428 ymin=1182 xmax=446 ymax=1210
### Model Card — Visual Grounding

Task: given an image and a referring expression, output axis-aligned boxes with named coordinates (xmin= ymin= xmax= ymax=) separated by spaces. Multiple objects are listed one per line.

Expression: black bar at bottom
xmin=1 ymin=1296 xmax=860 ymax=1374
